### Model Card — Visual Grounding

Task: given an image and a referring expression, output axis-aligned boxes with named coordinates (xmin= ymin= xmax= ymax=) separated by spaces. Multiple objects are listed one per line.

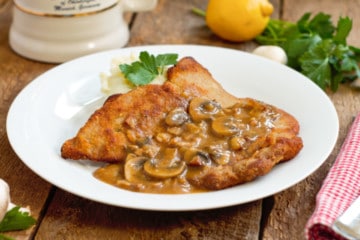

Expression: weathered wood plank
xmin=128 ymin=0 xmax=281 ymax=51
xmin=35 ymin=0 xmax=278 ymax=239
xmin=0 ymin=4 xmax=55 ymax=239
xmin=34 ymin=0 xmax=283 ymax=239
xmin=6 ymin=0 xmax=360 ymax=239
xmin=0 ymin=3 xmax=136 ymax=239
xmin=36 ymin=190 xmax=262 ymax=240
xmin=262 ymin=0 xmax=360 ymax=239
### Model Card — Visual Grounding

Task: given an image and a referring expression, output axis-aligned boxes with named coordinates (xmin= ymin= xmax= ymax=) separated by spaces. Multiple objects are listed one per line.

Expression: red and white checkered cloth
xmin=305 ymin=114 xmax=360 ymax=240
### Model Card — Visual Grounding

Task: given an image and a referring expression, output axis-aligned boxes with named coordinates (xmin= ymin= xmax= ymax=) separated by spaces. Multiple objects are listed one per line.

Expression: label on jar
xmin=14 ymin=0 xmax=119 ymax=16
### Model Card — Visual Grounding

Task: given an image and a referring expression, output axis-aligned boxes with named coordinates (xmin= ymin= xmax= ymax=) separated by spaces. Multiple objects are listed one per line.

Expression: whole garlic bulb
xmin=0 ymin=179 xmax=10 ymax=221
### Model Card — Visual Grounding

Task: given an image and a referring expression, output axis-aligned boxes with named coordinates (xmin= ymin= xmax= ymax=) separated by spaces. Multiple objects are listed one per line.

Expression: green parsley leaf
xmin=155 ymin=53 xmax=178 ymax=74
xmin=283 ymin=34 xmax=321 ymax=69
xmin=139 ymin=51 xmax=158 ymax=75
xmin=299 ymin=40 xmax=332 ymax=90
xmin=119 ymin=51 xmax=178 ymax=86
xmin=300 ymin=38 xmax=360 ymax=91
xmin=255 ymin=19 xmax=296 ymax=45
xmin=120 ymin=61 xmax=156 ymax=86
xmin=333 ymin=16 xmax=352 ymax=44
xmin=256 ymin=12 xmax=360 ymax=92
xmin=306 ymin=12 xmax=335 ymax=38
xmin=0 ymin=207 xmax=36 ymax=232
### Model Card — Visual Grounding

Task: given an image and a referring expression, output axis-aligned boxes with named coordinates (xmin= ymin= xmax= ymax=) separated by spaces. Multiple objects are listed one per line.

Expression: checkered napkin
xmin=305 ymin=114 xmax=360 ymax=239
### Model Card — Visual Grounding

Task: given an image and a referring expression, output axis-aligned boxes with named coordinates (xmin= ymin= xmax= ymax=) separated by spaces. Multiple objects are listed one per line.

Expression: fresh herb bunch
xmin=119 ymin=51 xmax=178 ymax=86
xmin=256 ymin=12 xmax=360 ymax=91
xmin=0 ymin=206 xmax=36 ymax=240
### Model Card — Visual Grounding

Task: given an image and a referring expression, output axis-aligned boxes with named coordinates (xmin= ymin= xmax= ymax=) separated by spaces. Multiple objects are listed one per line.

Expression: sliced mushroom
xmin=136 ymin=136 xmax=152 ymax=147
xmin=207 ymin=144 xmax=231 ymax=165
xmin=143 ymin=148 xmax=186 ymax=179
xmin=183 ymin=148 xmax=211 ymax=166
xmin=189 ymin=97 xmax=221 ymax=122
xmin=124 ymin=156 xmax=149 ymax=183
xmin=211 ymin=116 xmax=241 ymax=136
xmin=165 ymin=108 xmax=189 ymax=126
xmin=144 ymin=160 xmax=185 ymax=179
xmin=210 ymin=150 xmax=231 ymax=165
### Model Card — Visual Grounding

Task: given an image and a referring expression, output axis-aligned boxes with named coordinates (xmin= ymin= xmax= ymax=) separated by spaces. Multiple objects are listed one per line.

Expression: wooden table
xmin=1 ymin=0 xmax=360 ymax=239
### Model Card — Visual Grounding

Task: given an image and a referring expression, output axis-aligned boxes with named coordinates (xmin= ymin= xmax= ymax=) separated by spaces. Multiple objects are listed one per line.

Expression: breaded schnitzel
xmin=61 ymin=57 xmax=303 ymax=191
xmin=61 ymin=57 xmax=238 ymax=162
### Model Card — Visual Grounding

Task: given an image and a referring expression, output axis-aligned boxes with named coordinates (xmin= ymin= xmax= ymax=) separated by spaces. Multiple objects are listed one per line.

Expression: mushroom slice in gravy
xmin=93 ymin=96 xmax=303 ymax=194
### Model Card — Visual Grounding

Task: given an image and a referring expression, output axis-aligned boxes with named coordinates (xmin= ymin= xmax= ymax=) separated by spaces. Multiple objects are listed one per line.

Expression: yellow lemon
xmin=205 ymin=0 xmax=274 ymax=42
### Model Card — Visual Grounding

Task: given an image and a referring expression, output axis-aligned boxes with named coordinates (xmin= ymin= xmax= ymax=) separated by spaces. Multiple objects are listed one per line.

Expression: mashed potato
xmin=100 ymin=53 xmax=168 ymax=95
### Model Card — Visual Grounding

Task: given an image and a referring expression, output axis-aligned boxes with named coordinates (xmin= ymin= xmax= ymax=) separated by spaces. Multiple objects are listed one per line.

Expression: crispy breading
xmin=61 ymin=57 xmax=236 ymax=162
xmin=61 ymin=57 xmax=303 ymax=190
xmin=61 ymin=83 xmax=189 ymax=162
xmin=187 ymin=101 xmax=303 ymax=190
xmin=166 ymin=57 xmax=238 ymax=107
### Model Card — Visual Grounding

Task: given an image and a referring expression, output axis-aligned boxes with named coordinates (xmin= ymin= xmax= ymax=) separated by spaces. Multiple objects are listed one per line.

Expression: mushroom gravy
xmin=94 ymin=97 xmax=280 ymax=194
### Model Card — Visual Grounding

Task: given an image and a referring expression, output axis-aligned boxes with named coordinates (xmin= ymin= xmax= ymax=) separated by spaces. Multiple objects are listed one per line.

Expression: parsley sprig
xmin=256 ymin=12 xmax=360 ymax=91
xmin=0 ymin=206 xmax=36 ymax=240
xmin=119 ymin=51 xmax=178 ymax=86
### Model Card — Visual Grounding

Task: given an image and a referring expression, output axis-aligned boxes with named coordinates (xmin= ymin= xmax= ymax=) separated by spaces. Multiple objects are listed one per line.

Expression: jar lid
xmin=13 ymin=0 xmax=118 ymax=17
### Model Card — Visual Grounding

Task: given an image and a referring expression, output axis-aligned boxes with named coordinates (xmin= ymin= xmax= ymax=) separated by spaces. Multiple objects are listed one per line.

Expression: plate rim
xmin=6 ymin=44 xmax=339 ymax=211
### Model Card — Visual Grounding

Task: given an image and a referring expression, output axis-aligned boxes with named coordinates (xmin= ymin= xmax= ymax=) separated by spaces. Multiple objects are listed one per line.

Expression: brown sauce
xmin=93 ymin=97 xmax=279 ymax=194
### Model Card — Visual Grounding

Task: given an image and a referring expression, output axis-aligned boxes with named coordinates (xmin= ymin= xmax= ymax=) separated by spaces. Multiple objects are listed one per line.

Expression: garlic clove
xmin=0 ymin=179 xmax=11 ymax=222
xmin=350 ymin=78 xmax=360 ymax=89
xmin=252 ymin=45 xmax=288 ymax=65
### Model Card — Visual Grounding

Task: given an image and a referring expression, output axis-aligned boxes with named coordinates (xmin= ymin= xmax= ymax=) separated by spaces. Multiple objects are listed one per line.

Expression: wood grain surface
xmin=1 ymin=0 xmax=359 ymax=239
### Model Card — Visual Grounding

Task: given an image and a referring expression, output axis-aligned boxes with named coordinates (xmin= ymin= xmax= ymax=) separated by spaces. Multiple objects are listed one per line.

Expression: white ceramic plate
xmin=6 ymin=45 xmax=338 ymax=211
